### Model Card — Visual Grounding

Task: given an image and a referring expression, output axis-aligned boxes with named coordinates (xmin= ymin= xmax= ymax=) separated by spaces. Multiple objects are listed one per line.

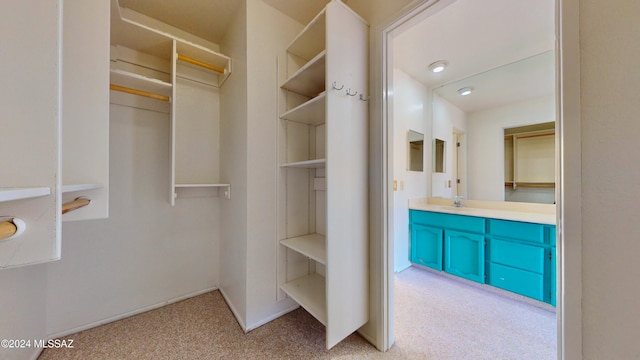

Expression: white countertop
xmin=409 ymin=198 xmax=556 ymax=225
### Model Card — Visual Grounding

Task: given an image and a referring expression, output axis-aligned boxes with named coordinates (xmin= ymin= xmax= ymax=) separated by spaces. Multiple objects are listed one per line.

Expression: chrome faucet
xmin=453 ymin=196 xmax=465 ymax=207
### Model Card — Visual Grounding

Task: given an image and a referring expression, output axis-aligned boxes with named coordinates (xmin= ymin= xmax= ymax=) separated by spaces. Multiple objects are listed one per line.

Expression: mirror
xmin=431 ymin=50 xmax=556 ymax=202
xmin=407 ymin=130 xmax=424 ymax=172
xmin=433 ymin=138 xmax=445 ymax=173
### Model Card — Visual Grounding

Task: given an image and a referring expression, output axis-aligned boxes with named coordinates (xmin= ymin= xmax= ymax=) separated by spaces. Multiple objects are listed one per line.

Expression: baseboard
xmin=30 ymin=348 xmax=43 ymax=360
xmin=245 ymin=303 xmax=300 ymax=332
xmin=47 ymin=287 xmax=217 ymax=339
xmin=357 ymin=328 xmax=378 ymax=350
xmin=218 ymin=287 xmax=247 ymax=332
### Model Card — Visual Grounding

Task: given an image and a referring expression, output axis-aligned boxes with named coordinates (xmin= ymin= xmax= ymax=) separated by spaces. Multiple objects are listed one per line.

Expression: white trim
xmin=557 ymin=0 xmax=582 ymax=358
xmin=245 ymin=304 xmax=300 ymax=332
xmin=378 ymin=0 xmax=581 ymax=358
xmin=46 ymin=287 xmax=217 ymax=339
xmin=219 ymin=286 xmax=247 ymax=332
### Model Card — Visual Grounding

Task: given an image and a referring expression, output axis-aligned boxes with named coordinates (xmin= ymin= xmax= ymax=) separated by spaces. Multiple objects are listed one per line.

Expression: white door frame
xmin=375 ymin=0 xmax=582 ymax=358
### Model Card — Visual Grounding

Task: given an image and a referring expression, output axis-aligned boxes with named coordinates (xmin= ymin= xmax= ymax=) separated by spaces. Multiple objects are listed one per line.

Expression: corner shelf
xmin=287 ymin=9 xmax=326 ymax=61
xmin=280 ymin=234 xmax=326 ymax=265
xmin=0 ymin=187 xmax=51 ymax=202
xmin=280 ymin=273 xmax=327 ymax=325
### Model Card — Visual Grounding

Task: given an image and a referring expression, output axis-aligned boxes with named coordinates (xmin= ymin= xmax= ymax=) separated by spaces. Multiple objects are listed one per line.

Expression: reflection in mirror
xmin=433 ymin=138 xmax=445 ymax=173
xmin=431 ymin=50 xmax=556 ymax=201
xmin=504 ymin=122 xmax=555 ymax=204
xmin=408 ymin=130 xmax=424 ymax=172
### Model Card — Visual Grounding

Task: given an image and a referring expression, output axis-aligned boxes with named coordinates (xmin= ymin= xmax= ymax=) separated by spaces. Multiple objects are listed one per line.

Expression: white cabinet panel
xmin=0 ymin=1 xmax=62 ymax=268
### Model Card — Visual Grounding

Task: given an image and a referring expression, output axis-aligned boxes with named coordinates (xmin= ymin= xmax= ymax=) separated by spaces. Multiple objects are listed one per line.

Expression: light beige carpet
xmin=39 ymin=266 xmax=556 ymax=359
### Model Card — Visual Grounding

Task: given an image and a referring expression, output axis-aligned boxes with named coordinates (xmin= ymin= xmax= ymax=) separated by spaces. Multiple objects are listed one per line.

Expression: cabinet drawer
xmin=490 ymin=239 xmax=544 ymax=273
xmin=488 ymin=219 xmax=543 ymax=243
xmin=410 ymin=210 xmax=485 ymax=234
xmin=489 ymin=263 xmax=544 ymax=301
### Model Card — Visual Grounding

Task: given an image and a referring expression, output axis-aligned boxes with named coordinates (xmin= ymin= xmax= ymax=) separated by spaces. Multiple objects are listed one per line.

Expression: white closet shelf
xmin=281 ymin=234 xmax=326 ymax=265
xmin=280 ymin=92 xmax=326 ymax=125
xmin=62 ymin=184 xmax=103 ymax=193
xmin=0 ymin=187 xmax=51 ymax=202
xmin=287 ymin=9 xmax=326 ymax=61
xmin=281 ymin=273 xmax=327 ymax=325
xmin=110 ymin=69 xmax=172 ymax=96
xmin=280 ymin=50 xmax=326 ymax=98
xmin=174 ymin=183 xmax=230 ymax=188
xmin=280 ymin=159 xmax=326 ymax=169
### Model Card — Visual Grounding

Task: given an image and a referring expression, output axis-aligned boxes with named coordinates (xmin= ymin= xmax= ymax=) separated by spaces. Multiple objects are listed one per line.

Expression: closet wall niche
xmin=277 ymin=1 xmax=369 ymax=349
xmin=109 ymin=0 xmax=232 ymax=206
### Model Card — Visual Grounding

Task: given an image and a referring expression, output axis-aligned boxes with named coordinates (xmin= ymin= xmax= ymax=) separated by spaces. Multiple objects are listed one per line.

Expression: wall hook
xmin=331 ymin=81 xmax=344 ymax=91
xmin=346 ymin=88 xmax=358 ymax=96
xmin=359 ymin=94 xmax=370 ymax=101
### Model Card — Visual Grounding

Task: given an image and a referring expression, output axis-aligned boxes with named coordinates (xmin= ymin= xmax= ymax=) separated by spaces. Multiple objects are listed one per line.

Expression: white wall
xmin=245 ymin=0 xmax=302 ymax=328
xmin=431 ymin=93 xmax=467 ymax=198
xmin=219 ymin=0 xmax=249 ymax=329
xmin=580 ymin=0 xmax=640 ymax=358
xmin=392 ymin=69 xmax=430 ymax=272
xmin=45 ymin=99 xmax=220 ymax=336
xmin=467 ymin=95 xmax=555 ymax=200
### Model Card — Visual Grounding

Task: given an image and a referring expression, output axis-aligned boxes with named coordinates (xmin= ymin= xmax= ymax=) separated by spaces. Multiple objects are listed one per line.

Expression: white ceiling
xmin=117 ymin=0 xmax=328 ymax=44
xmin=393 ymin=0 xmax=555 ymax=112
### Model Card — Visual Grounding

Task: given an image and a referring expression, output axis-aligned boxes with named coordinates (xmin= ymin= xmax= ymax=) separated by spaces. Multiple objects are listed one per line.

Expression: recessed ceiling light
xmin=458 ymin=87 xmax=473 ymax=96
xmin=428 ymin=60 xmax=448 ymax=73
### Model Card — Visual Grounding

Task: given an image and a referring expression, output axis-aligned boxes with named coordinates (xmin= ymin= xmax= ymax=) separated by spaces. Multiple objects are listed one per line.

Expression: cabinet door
xmin=1 ymin=1 xmax=61 ymax=268
xmin=411 ymin=224 xmax=443 ymax=270
xmin=444 ymin=230 xmax=485 ymax=283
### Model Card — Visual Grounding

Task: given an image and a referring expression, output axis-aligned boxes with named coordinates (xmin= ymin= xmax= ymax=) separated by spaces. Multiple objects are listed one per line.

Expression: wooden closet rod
xmin=0 ymin=220 xmax=17 ymax=241
xmin=62 ymin=198 xmax=91 ymax=214
xmin=110 ymin=84 xmax=170 ymax=102
xmin=177 ymin=54 xmax=225 ymax=74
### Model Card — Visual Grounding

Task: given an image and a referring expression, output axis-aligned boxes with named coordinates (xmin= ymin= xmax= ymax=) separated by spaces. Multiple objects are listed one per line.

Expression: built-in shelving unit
xmin=0 ymin=188 xmax=51 ymax=203
xmin=277 ymin=1 xmax=369 ymax=349
xmin=110 ymin=0 xmax=231 ymax=205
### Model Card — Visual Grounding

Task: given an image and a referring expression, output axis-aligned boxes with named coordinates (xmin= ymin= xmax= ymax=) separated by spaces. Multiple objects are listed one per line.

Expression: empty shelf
xmin=62 ymin=184 xmax=103 ymax=193
xmin=281 ymin=234 xmax=326 ymax=265
xmin=280 ymin=51 xmax=326 ymax=97
xmin=281 ymin=273 xmax=327 ymax=325
xmin=280 ymin=159 xmax=326 ymax=169
xmin=0 ymin=187 xmax=51 ymax=202
xmin=280 ymin=92 xmax=326 ymax=125
xmin=110 ymin=69 xmax=172 ymax=96
xmin=174 ymin=183 xmax=230 ymax=188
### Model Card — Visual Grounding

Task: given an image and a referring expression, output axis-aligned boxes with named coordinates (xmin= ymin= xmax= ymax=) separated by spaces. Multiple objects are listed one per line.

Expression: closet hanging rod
xmin=0 ymin=220 xmax=17 ymax=241
xmin=177 ymin=54 xmax=225 ymax=74
xmin=110 ymin=84 xmax=170 ymax=102
xmin=62 ymin=197 xmax=91 ymax=215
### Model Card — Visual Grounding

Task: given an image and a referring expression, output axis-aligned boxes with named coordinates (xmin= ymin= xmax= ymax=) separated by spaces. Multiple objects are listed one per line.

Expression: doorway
xmin=377 ymin=0 xmax=582 ymax=357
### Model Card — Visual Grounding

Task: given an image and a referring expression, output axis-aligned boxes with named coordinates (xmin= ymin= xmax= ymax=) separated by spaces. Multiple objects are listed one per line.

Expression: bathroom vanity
xmin=409 ymin=198 xmax=556 ymax=305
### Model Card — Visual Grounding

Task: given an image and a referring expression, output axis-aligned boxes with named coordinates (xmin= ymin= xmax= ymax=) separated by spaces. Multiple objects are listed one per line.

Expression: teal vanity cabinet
xmin=444 ymin=230 xmax=485 ymax=283
xmin=409 ymin=208 xmax=556 ymax=305
xmin=410 ymin=223 xmax=443 ymax=270
xmin=410 ymin=210 xmax=486 ymax=283
xmin=487 ymin=219 xmax=556 ymax=305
